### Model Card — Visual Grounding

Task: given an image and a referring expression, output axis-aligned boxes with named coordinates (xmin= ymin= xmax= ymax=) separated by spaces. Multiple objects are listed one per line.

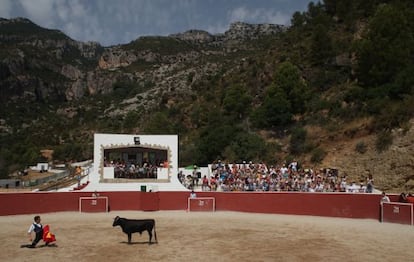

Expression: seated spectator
xmin=398 ymin=192 xmax=408 ymax=203
xmin=358 ymin=183 xmax=366 ymax=193
xmin=347 ymin=181 xmax=358 ymax=193
xmin=380 ymin=192 xmax=390 ymax=204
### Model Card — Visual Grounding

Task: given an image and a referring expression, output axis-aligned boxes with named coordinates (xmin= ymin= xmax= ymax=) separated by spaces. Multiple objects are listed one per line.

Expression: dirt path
xmin=1 ymin=211 xmax=413 ymax=262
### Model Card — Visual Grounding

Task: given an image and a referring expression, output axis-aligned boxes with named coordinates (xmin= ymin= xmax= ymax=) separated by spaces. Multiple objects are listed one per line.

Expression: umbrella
xmin=184 ymin=165 xmax=199 ymax=170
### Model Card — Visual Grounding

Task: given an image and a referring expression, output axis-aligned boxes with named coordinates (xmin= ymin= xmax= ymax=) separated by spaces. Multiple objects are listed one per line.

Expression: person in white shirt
xmin=380 ymin=192 xmax=390 ymax=204
xmin=23 ymin=215 xmax=45 ymax=248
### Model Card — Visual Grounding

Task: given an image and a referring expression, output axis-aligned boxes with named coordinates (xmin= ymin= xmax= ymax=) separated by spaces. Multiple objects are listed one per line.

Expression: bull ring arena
xmin=0 ymin=133 xmax=413 ymax=261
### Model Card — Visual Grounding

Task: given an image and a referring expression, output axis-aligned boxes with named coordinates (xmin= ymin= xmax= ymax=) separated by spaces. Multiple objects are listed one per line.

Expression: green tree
xmin=143 ymin=112 xmax=174 ymax=134
xmin=310 ymin=24 xmax=333 ymax=65
xmin=306 ymin=1 xmax=331 ymax=26
xmin=53 ymin=143 xmax=84 ymax=162
xmin=251 ymin=84 xmax=292 ymax=129
xmin=251 ymin=61 xmax=313 ymax=129
xmin=274 ymin=62 xmax=310 ymax=114
xmin=195 ymin=123 xmax=239 ymax=165
xmin=390 ymin=64 xmax=414 ymax=98
xmin=291 ymin=11 xmax=306 ymax=27
xmin=179 ymin=142 xmax=198 ymax=167
xmin=190 ymin=103 xmax=209 ymax=129
xmin=222 ymin=84 xmax=252 ymax=119
xmin=355 ymin=3 xmax=414 ymax=88
xmin=22 ymin=146 xmax=41 ymax=165
xmin=306 ymin=2 xmax=325 ymax=22
xmin=227 ymin=132 xmax=266 ymax=162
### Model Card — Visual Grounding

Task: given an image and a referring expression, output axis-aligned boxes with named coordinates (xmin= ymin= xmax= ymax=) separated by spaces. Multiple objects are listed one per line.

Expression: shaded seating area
xmin=103 ymin=145 xmax=168 ymax=180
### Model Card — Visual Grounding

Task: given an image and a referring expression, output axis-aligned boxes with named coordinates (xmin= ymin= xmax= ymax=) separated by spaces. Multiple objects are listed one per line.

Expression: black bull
xmin=112 ymin=216 xmax=158 ymax=244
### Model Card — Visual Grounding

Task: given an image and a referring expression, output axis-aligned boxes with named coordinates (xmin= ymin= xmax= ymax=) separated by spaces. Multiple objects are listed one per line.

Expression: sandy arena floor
xmin=0 ymin=211 xmax=413 ymax=262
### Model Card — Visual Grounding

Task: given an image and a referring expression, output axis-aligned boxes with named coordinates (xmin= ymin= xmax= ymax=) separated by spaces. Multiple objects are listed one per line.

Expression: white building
xmin=61 ymin=133 xmax=186 ymax=192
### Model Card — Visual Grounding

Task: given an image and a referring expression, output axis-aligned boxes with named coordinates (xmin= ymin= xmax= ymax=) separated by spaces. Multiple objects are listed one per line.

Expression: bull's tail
xmin=153 ymin=221 xmax=158 ymax=243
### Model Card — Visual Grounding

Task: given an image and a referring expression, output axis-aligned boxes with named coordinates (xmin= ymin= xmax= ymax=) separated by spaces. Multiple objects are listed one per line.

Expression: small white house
xmin=32 ymin=163 xmax=49 ymax=172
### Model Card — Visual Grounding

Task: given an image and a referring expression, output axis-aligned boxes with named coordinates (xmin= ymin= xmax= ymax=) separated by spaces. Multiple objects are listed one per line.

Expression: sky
xmin=0 ymin=0 xmax=312 ymax=47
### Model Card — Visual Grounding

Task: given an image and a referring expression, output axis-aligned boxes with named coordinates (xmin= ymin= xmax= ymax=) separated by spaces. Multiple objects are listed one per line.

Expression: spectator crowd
xmin=104 ymin=159 xmax=158 ymax=179
xmin=179 ymin=160 xmax=375 ymax=193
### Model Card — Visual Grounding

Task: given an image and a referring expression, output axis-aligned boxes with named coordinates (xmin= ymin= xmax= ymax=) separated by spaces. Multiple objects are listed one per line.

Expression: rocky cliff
xmin=0 ymin=19 xmax=283 ymax=105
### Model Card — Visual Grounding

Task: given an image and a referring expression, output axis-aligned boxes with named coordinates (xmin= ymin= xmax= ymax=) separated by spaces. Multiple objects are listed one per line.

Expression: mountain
xmin=1 ymin=0 xmax=414 ymax=193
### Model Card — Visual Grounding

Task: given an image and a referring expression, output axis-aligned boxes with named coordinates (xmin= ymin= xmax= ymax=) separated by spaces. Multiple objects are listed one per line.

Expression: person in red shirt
xmin=202 ymin=175 xmax=210 ymax=191
xmin=210 ymin=176 xmax=217 ymax=191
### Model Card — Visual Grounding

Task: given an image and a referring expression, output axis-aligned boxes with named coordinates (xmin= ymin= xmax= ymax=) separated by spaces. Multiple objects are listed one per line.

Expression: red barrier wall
xmin=0 ymin=191 xmax=396 ymax=220
xmin=196 ymin=192 xmax=388 ymax=219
